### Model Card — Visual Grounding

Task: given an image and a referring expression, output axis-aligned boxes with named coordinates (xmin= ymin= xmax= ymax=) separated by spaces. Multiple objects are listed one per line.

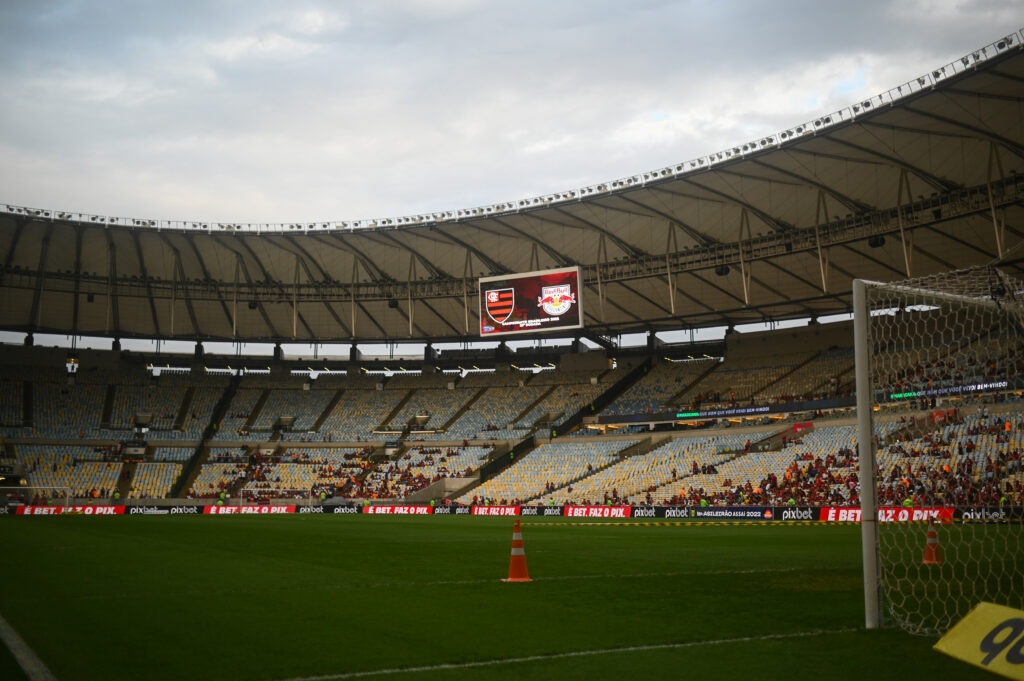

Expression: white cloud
xmin=0 ymin=0 xmax=1021 ymax=223
xmin=205 ymin=32 xmax=324 ymax=61
xmin=287 ymin=9 xmax=332 ymax=35
xmin=25 ymin=70 xmax=171 ymax=104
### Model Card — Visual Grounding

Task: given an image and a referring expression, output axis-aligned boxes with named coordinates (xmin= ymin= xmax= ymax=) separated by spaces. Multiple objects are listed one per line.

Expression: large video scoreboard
xmin=479 ymin=266 xmax=584 ymax=337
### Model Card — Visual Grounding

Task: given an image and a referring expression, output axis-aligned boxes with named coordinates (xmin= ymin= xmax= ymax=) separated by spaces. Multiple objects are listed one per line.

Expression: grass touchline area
xmin=0 ymin=516 xmax=998 ymax=681
xmin=275 ymin=628 xmax=862 ymax=681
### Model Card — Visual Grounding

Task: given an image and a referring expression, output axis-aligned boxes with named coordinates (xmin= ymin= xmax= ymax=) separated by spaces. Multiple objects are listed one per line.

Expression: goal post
xmin=0 ymin=486 xmax=72 ymax=508
xmin=853 ymin=279 xmax=881 ymax=629
xmin=854 ymin=266 xmax=1024 ymax=635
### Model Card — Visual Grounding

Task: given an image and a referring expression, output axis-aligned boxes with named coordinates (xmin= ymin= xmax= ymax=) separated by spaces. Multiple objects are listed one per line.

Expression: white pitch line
xmin=0 ymin=610 xmax=58 ymax=681
xmin=276 ymin=627 xmax=860 ymax=681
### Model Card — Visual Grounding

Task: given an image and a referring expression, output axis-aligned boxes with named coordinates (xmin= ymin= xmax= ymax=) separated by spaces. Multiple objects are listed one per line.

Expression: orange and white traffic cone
xmin=923 ymin=520 xmax=942 ymax=565
xmin=502 ymin=518 xmax=532 ymax=582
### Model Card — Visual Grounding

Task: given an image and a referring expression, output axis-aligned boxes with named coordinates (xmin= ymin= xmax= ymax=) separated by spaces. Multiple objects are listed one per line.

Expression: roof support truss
xmin=28 ymin=223 xmax=53 ymax=331
xmin=130 ymin=231 xmax=161 ymax=336
xmin=182 ymin=236 xmax=235 ymax=336
xmin=104 ymin=230 xmax=120 ymax=336
xmin=72 ymin=226 xmax=83 ymax=335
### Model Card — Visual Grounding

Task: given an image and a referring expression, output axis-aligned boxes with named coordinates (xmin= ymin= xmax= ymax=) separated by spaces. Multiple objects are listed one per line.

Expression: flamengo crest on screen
xmin=485 ymin=288 xmax=515 ymax=323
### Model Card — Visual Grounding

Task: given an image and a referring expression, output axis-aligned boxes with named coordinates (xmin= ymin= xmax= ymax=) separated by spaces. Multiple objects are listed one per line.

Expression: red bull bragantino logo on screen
xmin=479 ymin=266 xmax=583 ymax=337
xmin=537 ymin=285 xmax=575 ymax=316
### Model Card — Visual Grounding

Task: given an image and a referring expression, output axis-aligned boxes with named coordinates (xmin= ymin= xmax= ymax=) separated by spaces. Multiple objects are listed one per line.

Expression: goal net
xmin=854 ymin=266 xmax=1024 ymax=635
xmin=0 ymin=486 xmax=72 ymax=508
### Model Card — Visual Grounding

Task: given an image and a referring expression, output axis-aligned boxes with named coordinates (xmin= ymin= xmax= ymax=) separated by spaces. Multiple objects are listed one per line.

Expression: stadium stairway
xmin=173 ymin=445 xmax=210 ymax=498
xmin=800 ymin=369 xmax=854 ymax=402
xmin=512 ymin=385 xmax=558 ymax=427
xmin=117 ymin=461 xmax=137 ymax=499
xmin=437 ymin=388 xmax=487 ymax=432
xmin=338 ymin=446 xmax=389 ymax=497
xmin=623 ymin=435 xmax=673 ymax=458
xmin=343 ymin=463 xmax=373 ymax=497
xmin=367 ymin=445 xmax=390 ymax=465
xmin=523 ymin=435 xmax=668 ymax=503
xmin=879 ymin=419 xmax=916 ymax=447
xmin=664 ymin=360 xmax=723 ymax=408
xmin=442 ymin=474 xmax=482 ymax=502
xmin=243 ymin=390 xmax=271 ymax=431
xmin=100 ymin=384 xmax=116 ymax=428
xmin=560 ymin=357 xmax=653 ymax=434
xmin=376 ymin=442 xmax=404 ymax=463
xmin=226 ymin=466 xmax=252 ymax=499
xmin=311 ymin=389 xmax=345 ymax=432
xmin=403 ymin=472 xmax=479 ymax=503
xmin=171 ymin=375 xmax=239 ymax=498
xmin=475 ymin=436 xmax=539 ymax=486
xmin=646 ymin=428 xmax=788 ymax=500
xmin=837 ymin=370 xmax=856 ymax=395
xmin=173 ymin=387 xmax=196 ymax=431
xmin=877 ymin=413 xmax=947 ymax=447
xmin=759 ymin=426 xmax=808 ymax=451
xmin=378 ymin=390 xmax=415 ymax=431
xmin=748 ymin=351 xmax=821 ymax=404
xmin=807 ymin=357 xmax=855 ymax=399
xmin=22 ymin=380 xmax=32 ymax=427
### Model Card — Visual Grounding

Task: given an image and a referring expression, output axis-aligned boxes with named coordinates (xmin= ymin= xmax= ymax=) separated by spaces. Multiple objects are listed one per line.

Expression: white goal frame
xmin=854 ymin=268 xmax=1024 ymax=632
xmin=853 ymin=279 xmax=881 ymax=629
xmin=0 ymin=486 xmax=72 ymax=507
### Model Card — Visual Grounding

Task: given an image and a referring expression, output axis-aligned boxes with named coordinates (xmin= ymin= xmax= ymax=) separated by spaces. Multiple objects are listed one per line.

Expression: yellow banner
xmin=934 ymin=602 xmax=1024 ymax=680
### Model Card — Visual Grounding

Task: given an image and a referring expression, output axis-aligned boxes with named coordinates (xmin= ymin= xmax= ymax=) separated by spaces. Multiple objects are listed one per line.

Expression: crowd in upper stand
xmin=1 ymin=317 xmax=1021 ymax=506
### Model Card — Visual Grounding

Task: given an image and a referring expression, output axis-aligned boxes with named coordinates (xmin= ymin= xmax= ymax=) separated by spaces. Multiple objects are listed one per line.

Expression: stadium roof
xmin=2 ymin=30 xmax=1023 ymax=348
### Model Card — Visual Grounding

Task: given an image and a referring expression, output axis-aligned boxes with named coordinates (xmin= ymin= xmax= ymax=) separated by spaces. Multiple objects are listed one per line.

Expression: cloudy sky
xmin=0 ymin=0 xmax=1021 ymax=226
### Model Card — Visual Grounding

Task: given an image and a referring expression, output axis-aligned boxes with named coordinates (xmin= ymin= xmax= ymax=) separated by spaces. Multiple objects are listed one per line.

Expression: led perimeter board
xmin=479 ymin=266 xmax=584 ymax=337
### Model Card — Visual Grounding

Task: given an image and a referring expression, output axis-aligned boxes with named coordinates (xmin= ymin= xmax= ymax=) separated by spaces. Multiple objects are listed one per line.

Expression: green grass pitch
xmin=0 ymin=516 xmax=991 ymax=681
